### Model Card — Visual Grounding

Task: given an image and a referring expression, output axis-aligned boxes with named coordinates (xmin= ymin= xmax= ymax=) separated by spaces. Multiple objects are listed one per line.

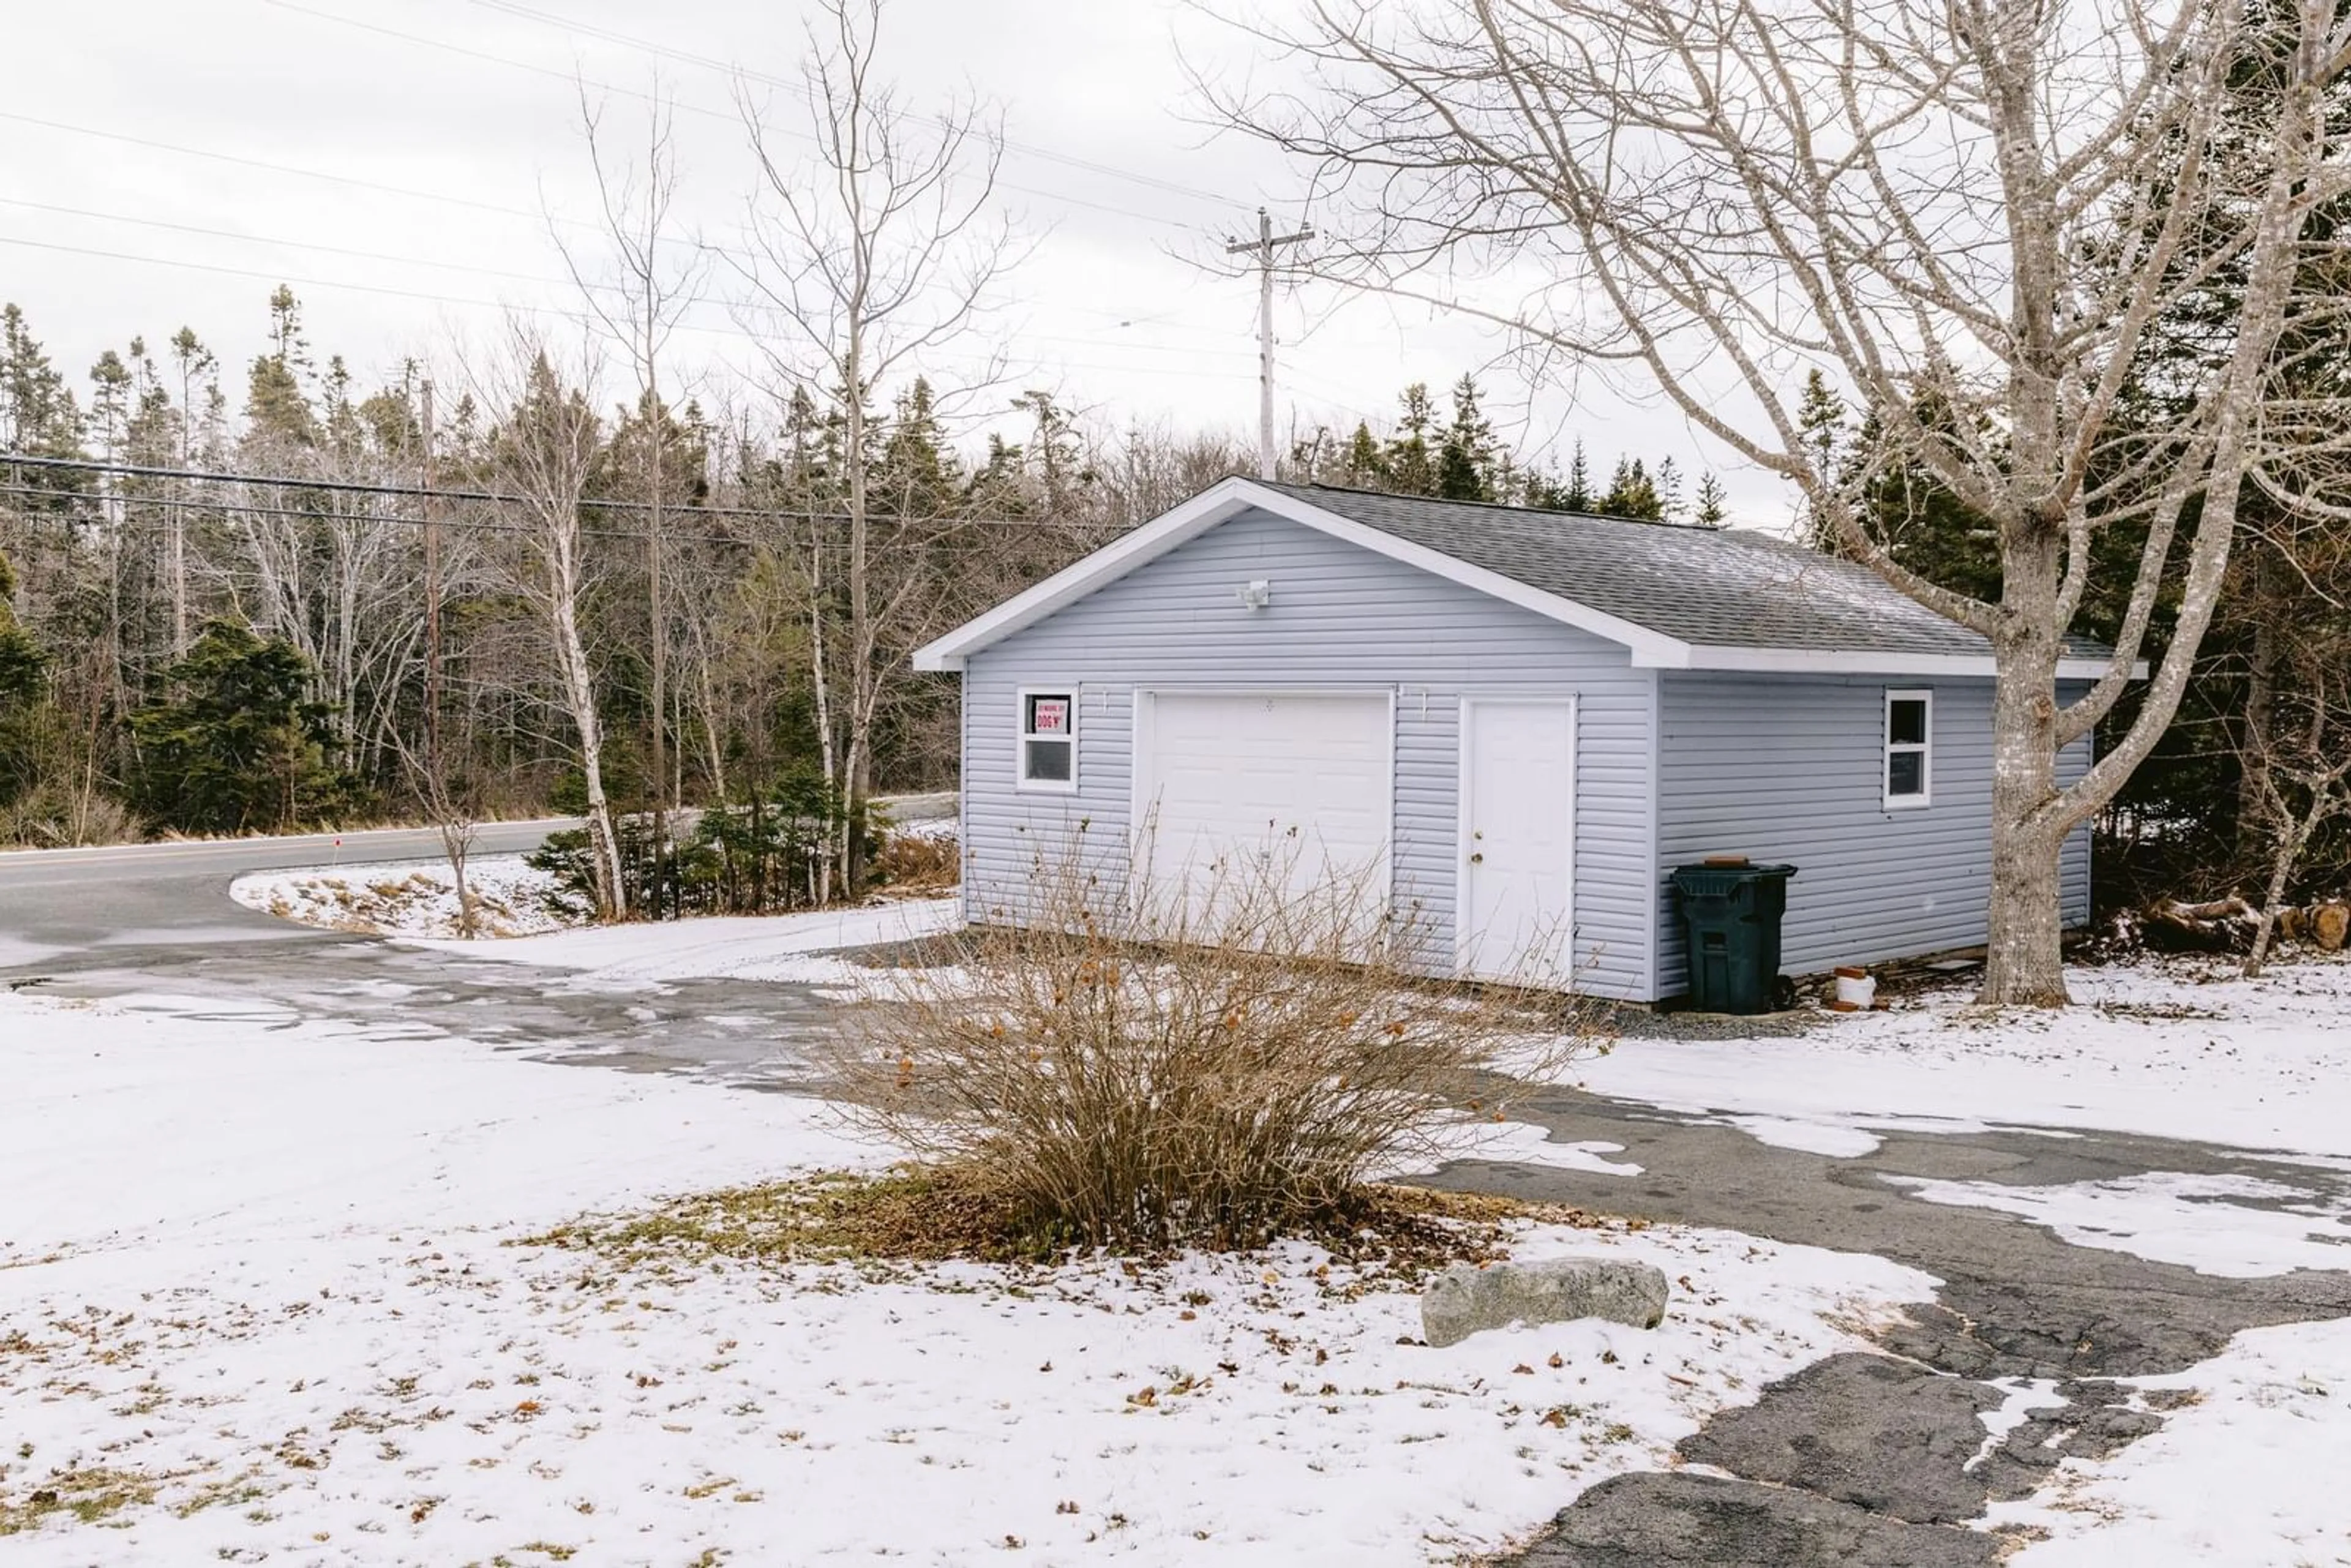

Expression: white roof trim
xmin=911 ymin=476 xmax=2148 ymax=684
xmin=914 ymin=476 xmax=1686 ymax=672
xmin=1663 ymin=645 xmax=2148 ymax=681
xmin=913 ymin=479 xmax=1259 ymax=672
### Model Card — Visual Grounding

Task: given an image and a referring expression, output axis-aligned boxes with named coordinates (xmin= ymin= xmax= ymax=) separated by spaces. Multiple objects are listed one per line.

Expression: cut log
xmin=2142 ymin=896 xmax=2261 ymax=954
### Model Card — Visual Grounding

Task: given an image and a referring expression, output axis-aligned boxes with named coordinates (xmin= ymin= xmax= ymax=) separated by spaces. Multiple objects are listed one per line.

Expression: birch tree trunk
xmin=478 ymin=326 xmax=625 ymax=920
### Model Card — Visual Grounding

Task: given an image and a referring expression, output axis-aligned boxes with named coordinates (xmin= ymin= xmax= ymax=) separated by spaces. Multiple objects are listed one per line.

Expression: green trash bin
xmin=1671 ymin=862 xmax=1799 ymax=1015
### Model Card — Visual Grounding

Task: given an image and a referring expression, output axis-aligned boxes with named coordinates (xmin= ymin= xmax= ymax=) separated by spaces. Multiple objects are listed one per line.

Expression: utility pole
xmin=1226 ymin=206 xmax=1313 ymax=481
xmin=419 ymin=378 xmax=441 ymax=781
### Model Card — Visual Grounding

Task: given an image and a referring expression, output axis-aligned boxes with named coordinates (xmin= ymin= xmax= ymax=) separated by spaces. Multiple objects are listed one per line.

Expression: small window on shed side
xmin=1018 ymin=689 xmax=1076 ymax=791
xmin=1884 ymin=689 xmax=1931 ymax=809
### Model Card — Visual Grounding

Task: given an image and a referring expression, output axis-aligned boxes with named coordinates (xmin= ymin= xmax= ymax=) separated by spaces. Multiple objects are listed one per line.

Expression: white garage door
xmin=1134 ymin=690 xmax=1392 ymax=935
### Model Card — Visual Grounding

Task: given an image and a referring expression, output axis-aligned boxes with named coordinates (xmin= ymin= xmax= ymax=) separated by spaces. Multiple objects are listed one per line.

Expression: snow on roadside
xmin=1571 ymin=955 xmax=2351 ymax=1161
xmin=1991 ymin=1319 xmax=2351 ymax=1565
xmin=404 ymin=894 xmax=964 ymax=986
xmin=231 ymin=854 xmax=574 ymax=939
xmin=0 ymin=989 xmax=1932 ymax=1566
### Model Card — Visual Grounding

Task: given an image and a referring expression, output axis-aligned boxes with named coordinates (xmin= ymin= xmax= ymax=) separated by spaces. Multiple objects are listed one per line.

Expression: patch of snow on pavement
xmin=1965 ymin=1377 xmax=2064 ymax=1473
xmin=1391 ymin=1118 xmax=1646 ymax=1179
xmin=1723 ymin=1116 xmax=1886 ymax=1159
xmin=405 ymin=894 xmax=962 ymax=985
xmin=1574 ymin=955 xmax=2351 ymax=1159
xmin=232 ymin=854 xmax=572 ymax=939
xmin=1882 ymin=1171 xmax=2351 ymax=1279
xmin=0 ymin=988 xmax=1931 ymax=1566
xmin=1993 ymin=1319 xmax=2351 ymax=1565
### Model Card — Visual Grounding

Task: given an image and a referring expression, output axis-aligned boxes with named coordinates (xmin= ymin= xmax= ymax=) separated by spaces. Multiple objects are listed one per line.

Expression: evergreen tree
xmin=86 ymin=350 xmax=133 ymax=460
xmin=0 ymin=550 xmax=43 ymax=708
xmin=1436 ymin=373 xmax=1496 ymax=500
xmin=130 ymin=619 xmax=347 ymax=833
xmin=0 ymin=304 xmax=83 ymax=460
xmin=1562 ymin=439 xmax=1591 ymax=511
xmin=1009 ymin=388 xmax=1089 ymax=514
xmin=1339 ymin=421 xmax=1386 ymax=488
xmin=1384 ymin=383 xmax=1439 ymax=495
xmin=244 ymin=287 xmax=318 ymax=447
xmin=1597 ymin=456 xmax=1662 ymax=519
xmin=168 ymin=329 xmax=219 ymax=459
xmin=0 ymin=549 xmax=46 ymax=810
xmin=1655 ymin=456 xmax=1683 ymax=523
xmin=877 ymin=378 xmax=964 ymax=519
xmin=1693 ymin=471 xmax=1730 ymax=528
xmin=966 ymin=432 xmax=1027 ymax=516
xmin=1794 ymin=369 xmax=1846 ymax=545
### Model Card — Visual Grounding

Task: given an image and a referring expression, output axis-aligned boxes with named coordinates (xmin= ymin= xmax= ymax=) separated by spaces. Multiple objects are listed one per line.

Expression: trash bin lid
xmin=1670 ymin=862 xmax=1798 ymax=897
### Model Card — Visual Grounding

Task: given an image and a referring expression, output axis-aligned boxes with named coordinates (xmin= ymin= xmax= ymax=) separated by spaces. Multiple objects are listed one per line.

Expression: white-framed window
xmin=1017 ymin=688 xmax=1078 ymax=792
xmin=1883 ymin=688 xmax=1932 ymax=809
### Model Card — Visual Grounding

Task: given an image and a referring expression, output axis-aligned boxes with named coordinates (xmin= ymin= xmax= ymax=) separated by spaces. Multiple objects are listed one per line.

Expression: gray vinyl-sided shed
xmin=913 ymin=477 xmax=2107 ymax=1004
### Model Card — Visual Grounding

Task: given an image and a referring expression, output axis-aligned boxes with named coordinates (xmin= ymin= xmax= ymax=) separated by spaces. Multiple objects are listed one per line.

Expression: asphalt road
xmin=5 ymin=821 xmax=2348 ymax=1563
xmin=0 ymin=819 xmax=841 ymax=1082
xmin=0 ymin=819 xmax=577 ymax=965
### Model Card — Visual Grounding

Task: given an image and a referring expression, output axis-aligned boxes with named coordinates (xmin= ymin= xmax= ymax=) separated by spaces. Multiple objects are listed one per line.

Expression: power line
xmin=0 ymin=481 xmax=1123 ymax=544
xmin=6 ymin=199 xmax=1262 ymax=364
xmin=262 ymin=0 xmax=1212 ymax=233
xmin=0 ymin=234 xmax=1272 ymax=382
xmin=0 ymin=453 xmax=1127 ymax=532
xmin=463 ymin=0 xmax=1249 ymax=212
xmin=0 ymin=198 xmax=574 ymax=290
xmin=0 ymin=110 xmax=574 ymax=231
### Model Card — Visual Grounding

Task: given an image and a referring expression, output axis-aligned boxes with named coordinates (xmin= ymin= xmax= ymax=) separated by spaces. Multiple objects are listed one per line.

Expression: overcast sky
xmin=2 ymin=0 xmax=1785 ymax=523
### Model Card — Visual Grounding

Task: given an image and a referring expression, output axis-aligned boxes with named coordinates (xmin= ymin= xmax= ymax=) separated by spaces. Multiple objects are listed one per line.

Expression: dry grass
xmin=816 ymin=839 xmax=1609 ymax=1249
xmin=872 ymin=830 xmax=961 ymax=892
xmin=0 ymin=1465 xmax=168 ymax=1535
xmin=522 ymin=1166 xmax=1619 ymax=1284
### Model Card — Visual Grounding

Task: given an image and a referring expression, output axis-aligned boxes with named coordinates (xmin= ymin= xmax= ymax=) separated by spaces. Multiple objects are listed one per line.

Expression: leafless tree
xmin=2238 ymin=497 xmax=2351 ymax=972
xmin=474 ymin=323 xmax=625 ymax=918
xmin=558 ymin=79 xmax=710 ymax=909
xmin=2243 ymin=662 xmax=2351 ymax=975
xmin=1206 ymin=0 xmax=2351 ymax=1004
xmin=731 ymin=0 xmax=1022 ymax=888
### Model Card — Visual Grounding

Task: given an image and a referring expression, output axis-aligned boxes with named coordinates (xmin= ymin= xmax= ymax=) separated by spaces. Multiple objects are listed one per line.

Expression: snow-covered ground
xmin=18 ymin=846 xmax=2351 ymax=1561
xmin=403 ymin=895 xmax=964 ymax=986
xmin=232 ymin=853 xmax=573 ymax=939
xmin=0 ymin=988 xmax=1924 ymax=1564
xmin=1580 ymin=955 xmax=2351 ymax=1159
xmin=1993 ymin=1316 xmax=2351 ymax=1564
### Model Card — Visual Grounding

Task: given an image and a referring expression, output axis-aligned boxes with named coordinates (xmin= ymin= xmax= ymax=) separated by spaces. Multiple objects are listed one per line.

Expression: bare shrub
xmin=815 ymin=840 xmax=1608 ymax=1249
xmin=872 ymin=829 xmax=960 ymax=893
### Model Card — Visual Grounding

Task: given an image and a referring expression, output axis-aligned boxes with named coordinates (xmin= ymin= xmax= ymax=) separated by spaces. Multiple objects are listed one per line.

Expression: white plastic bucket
xmin=1832 ymin=968 xmax=1876 ymax=1010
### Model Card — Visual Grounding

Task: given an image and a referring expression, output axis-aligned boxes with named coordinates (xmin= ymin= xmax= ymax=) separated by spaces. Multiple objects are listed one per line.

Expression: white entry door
xmin=1459 ymin=697 xmax=1577 ymax=981
xmin=1133 ymin=690 xmax=1392 ymax=934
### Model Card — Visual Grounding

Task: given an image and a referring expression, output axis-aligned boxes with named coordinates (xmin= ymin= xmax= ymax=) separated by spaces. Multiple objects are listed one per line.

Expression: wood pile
xmin=2136 ymin=895 xmax=2351 ymax=954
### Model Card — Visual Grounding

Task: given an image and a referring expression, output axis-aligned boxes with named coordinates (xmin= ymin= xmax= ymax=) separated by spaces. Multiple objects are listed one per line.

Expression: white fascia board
xmin=911 ymin=478 xmax=1262 ymax=671
xmin=1661 ymin=645 xmax=2148 ymax=681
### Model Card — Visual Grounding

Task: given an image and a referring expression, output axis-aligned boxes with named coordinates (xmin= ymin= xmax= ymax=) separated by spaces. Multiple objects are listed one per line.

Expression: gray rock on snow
xmin=1421 ymin=1257 xmax=1669 ymax=1348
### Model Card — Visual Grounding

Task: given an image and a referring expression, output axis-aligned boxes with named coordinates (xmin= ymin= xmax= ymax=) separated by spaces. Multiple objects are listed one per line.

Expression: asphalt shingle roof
xmin=1257 ymin=481 xmax=2105 ymax=661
